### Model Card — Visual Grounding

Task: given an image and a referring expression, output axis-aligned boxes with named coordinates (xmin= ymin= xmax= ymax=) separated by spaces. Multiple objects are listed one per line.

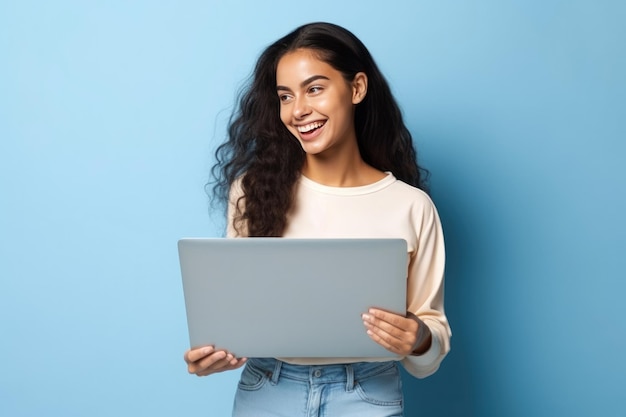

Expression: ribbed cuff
xmin=401 ymin=334 xmax=442 ymax=379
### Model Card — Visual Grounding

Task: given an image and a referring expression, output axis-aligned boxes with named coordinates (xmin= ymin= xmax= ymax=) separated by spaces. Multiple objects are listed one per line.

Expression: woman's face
xmin=276 ymin=49 xmax=366 ymax=158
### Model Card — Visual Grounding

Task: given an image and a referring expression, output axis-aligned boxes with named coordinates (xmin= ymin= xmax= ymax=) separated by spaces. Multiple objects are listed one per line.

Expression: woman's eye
xmin=279 ymin=94 xmax=293 ymax=103
xmin=308 ymin=86 xmax=323 ymax=94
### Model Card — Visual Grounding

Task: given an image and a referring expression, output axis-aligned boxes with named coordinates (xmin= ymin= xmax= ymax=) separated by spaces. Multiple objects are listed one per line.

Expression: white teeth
xmin=297 ymin=121 xmax=325 ymax=133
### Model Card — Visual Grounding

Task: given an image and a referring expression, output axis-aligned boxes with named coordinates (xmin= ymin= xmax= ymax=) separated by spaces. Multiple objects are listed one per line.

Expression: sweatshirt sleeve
xmin=401 ymin=196 xmax=451 ymax=378
xmin=226 ymin=177 xmax=247 ymax=238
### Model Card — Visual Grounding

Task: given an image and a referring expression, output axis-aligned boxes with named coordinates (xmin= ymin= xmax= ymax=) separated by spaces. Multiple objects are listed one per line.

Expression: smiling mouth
xmin=297 ymin=121 xmax=326 ymax=133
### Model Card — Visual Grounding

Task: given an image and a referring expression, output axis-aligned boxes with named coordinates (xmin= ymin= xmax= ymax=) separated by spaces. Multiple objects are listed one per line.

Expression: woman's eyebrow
xmin=276 ymin=75 xmax=330 ymax=92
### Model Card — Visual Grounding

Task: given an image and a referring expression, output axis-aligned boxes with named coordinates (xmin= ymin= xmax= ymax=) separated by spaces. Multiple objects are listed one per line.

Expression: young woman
xmin=184 ymin=22 xmax=451 ymax=416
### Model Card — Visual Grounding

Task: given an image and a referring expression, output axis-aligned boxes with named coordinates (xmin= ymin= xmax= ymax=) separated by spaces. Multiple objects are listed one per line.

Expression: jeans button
xmin=313 ymin=369 xmax=322 ymax=378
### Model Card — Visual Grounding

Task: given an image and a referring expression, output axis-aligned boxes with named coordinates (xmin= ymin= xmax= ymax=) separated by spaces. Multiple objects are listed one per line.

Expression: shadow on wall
xmin=401 ymin=188 xmax=478 ymax=417
xmin=401 ymin=127 xmax=501 ymax=417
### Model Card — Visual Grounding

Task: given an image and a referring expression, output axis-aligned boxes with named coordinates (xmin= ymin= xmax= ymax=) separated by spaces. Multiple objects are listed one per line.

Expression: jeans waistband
xmin=247 ymin=358 xmax=397 ymax=391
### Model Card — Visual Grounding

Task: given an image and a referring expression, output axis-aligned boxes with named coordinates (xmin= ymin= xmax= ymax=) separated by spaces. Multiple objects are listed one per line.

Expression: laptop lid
xmin=178 ymin=238 xmax=407 ymax=358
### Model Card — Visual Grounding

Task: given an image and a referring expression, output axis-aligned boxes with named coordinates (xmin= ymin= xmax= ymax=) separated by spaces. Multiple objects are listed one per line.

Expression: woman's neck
xmin=302 ymin=153 xmax=386 ymax=187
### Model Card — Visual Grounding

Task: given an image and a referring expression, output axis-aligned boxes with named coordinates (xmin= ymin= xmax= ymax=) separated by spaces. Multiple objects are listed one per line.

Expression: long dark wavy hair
xmin=211 ymin=22 xmax=428 ymax=237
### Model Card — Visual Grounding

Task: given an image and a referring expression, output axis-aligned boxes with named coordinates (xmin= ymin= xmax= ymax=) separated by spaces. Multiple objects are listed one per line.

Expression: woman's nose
xmin=293 ymin=96 xmax=311 ymax=119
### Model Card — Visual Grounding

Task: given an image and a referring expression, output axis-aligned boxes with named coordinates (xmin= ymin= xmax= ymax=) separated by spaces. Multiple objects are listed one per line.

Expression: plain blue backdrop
xmin=1 ymin=1 xmax=624 ymax=416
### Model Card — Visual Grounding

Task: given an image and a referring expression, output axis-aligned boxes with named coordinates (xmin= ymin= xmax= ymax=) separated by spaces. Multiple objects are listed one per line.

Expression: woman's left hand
xmin=362 ymin=309 xmax=432 ymax=356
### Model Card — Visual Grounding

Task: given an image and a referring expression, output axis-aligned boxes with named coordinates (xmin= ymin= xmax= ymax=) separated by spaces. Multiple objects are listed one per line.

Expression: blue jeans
xmin=232 ymin=358 xmax=404 ymax=417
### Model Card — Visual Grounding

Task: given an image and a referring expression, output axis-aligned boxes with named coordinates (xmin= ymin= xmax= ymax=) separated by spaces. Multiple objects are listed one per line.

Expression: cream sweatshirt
xmin=227 ymin=172 xmax=451 ymax=379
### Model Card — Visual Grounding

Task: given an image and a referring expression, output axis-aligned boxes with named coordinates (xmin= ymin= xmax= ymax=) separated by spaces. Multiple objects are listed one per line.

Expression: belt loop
xmin=270 ymin=359 xmax=282 ymax=385
xmin=345 ymin=364 xmax=355 ymax=392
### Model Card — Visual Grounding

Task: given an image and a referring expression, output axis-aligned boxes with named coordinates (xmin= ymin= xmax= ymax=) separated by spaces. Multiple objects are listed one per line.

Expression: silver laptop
xmin=178 ymin=238 xmax=407 ymax=358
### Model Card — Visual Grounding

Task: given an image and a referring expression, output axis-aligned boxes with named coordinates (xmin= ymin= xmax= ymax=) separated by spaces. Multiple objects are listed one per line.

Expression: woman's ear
xmin=352 ymin=72 xmax=368 ymax=104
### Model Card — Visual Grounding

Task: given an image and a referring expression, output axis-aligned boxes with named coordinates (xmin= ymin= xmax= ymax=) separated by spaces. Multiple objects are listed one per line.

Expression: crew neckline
xmin=299 ymin=172 xmax=397 ymax=195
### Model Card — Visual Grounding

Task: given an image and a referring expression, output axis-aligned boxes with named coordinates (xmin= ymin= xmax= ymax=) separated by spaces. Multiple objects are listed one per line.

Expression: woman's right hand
xmin=184 ymin=346 xmax=247 ymax=377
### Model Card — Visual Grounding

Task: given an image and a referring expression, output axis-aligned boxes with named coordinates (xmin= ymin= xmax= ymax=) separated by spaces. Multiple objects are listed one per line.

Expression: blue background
xmin=1 ymin=1 xmax=624 ymax=416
